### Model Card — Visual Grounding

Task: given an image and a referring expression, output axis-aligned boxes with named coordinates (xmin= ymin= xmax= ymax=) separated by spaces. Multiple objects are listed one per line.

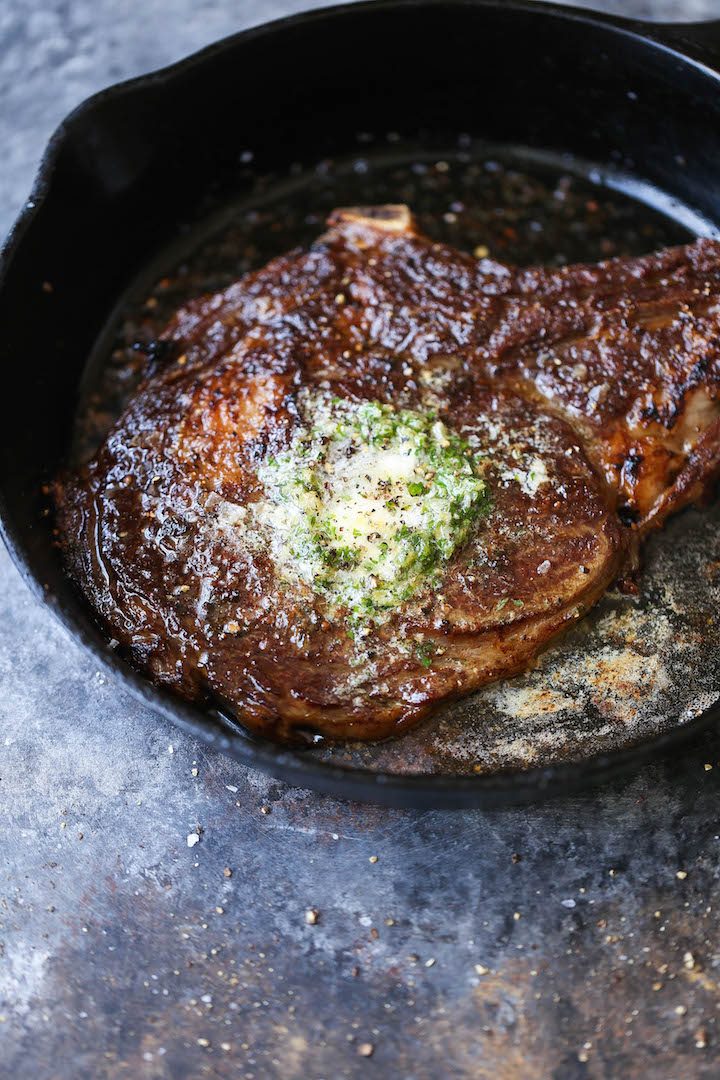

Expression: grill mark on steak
xmin=54 ymin=206 xmax=720 ymax=743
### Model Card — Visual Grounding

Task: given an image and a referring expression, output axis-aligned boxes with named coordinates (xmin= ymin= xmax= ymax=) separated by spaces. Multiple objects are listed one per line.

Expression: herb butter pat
xmin=254 ymin=394 xmax=489 ymax=623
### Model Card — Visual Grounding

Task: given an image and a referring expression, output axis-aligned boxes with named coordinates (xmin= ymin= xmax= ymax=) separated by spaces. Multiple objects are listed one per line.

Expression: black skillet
xmin=3 ymin=0 xmax=720 ymax=809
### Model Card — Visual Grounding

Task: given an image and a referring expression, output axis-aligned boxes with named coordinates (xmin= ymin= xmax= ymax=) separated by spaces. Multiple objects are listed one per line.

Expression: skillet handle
xmin=643 ymin=19 xmax=720 ymax=71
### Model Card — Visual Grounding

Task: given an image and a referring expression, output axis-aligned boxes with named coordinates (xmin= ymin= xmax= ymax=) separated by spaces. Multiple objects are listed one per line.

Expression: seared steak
xmin=55 ymin=207 xmax=720 ymax=742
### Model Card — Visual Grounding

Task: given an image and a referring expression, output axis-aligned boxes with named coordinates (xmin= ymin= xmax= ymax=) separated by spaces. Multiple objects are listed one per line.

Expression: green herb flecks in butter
xmin=255 ymin=393 xmax=489 ymax=624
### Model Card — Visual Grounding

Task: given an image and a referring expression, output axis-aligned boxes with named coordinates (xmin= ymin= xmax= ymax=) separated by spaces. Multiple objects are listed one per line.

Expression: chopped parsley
xmin=254 ymin=393 xmax=489 ymax=624
xmin=414 ymin=640 xmax=437 ymax=669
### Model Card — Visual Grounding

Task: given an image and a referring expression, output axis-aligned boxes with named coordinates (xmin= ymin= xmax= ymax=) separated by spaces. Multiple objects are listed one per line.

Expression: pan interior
xmin=73 ymin=138 xmax=720 ymax=777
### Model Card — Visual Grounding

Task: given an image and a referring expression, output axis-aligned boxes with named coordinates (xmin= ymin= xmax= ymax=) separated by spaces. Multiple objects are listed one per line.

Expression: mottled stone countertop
xmin=3 ymin=2 xmax=720 ymax=1077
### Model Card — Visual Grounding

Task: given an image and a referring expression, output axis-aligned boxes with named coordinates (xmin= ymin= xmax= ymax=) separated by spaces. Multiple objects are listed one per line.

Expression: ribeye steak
xmin=55 ymin=206 xmax=720 ymax=742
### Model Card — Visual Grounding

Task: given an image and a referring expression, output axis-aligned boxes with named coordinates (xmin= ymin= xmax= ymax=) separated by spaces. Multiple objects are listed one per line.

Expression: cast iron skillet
xmin=3 ymin=0 xmax=720 ymax=809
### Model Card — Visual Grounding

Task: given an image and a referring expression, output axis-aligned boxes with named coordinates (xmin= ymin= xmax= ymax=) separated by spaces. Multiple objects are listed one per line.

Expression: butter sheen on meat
xmin=55 ymin=206 xmax=720 ymax=742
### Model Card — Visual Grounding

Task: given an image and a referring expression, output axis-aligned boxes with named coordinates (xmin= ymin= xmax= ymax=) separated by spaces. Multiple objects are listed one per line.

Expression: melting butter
xmin=253 ymin=393 xmax=489 ymax=624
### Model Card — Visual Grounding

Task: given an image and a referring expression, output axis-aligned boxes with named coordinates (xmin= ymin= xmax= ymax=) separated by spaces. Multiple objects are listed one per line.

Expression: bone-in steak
xmin=55 ymin=207 xmax=720 ymax=742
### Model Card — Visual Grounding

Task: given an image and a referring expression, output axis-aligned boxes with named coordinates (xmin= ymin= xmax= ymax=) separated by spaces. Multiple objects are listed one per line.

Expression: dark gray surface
xmin=3 ymin=2 xmax=720 ymax=1077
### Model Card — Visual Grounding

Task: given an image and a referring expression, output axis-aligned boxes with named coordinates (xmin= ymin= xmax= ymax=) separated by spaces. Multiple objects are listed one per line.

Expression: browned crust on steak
xmin=486 ymin=240 xmax=720 ymax=528
xmin=54 ymin=206 xmax=720 ymax=744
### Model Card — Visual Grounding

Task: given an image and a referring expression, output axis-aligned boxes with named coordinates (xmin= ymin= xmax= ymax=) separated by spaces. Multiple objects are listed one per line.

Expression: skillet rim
xmin=3 ymin=0 xmax=720 ymax=809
